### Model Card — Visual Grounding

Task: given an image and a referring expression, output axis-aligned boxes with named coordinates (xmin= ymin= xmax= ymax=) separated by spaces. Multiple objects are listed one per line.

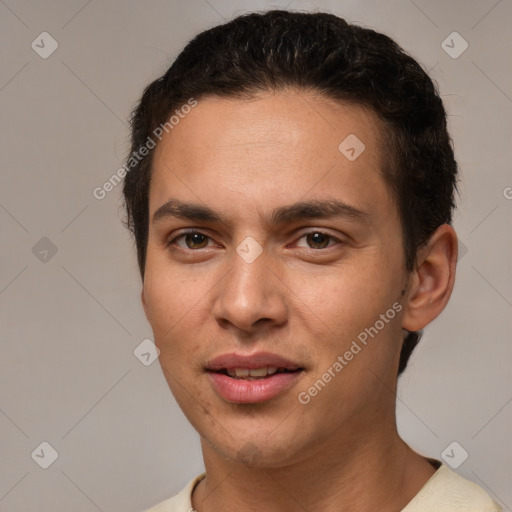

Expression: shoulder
xmin=143 ymin=473 xmax=205 ymax=512
xmin=403 ymin=464 xmax=502 ymax=512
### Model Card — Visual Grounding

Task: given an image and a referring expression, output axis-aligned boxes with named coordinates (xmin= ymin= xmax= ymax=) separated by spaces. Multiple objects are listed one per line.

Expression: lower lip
xmin=207 ymin=371 xmax=303 ymax=404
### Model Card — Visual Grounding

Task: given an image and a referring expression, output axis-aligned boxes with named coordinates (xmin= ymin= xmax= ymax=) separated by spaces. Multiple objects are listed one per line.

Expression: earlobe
xmin=401 ymin=224 xmax=458 ymax=332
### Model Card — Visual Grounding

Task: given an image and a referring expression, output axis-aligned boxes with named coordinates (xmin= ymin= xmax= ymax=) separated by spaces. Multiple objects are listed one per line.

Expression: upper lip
xmin=206 ymin=351 xmax=303 ymax=371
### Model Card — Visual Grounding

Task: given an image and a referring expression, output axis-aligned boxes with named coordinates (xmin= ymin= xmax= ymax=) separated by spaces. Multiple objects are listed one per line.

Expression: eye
xmin=167 ymin=230 xmax=342 ymax=252
xmin=168 ymin=230 xmax=213 ymax=250
xmin=295 ymin=231 xmax=341 ymax=250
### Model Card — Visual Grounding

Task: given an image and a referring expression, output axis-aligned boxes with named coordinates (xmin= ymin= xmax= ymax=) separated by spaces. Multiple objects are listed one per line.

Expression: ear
xmin=401 ymin=224 xmax=458 ymax=332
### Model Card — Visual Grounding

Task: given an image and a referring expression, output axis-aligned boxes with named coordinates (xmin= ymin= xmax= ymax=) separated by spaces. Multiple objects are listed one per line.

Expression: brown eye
xmin=169 ymin=231 xmax=211 ymax=250
xmin=184 ymin=233 xmax=209 ymax=249
xmin=296 ymin=231 xmax=339 ymax=250
xmin=306 ymin=232 xmax=330 ymax=249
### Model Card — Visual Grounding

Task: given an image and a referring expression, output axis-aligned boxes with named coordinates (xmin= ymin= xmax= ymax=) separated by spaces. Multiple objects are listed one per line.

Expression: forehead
xmin=149 ymin=90 xmax=393 ymax=224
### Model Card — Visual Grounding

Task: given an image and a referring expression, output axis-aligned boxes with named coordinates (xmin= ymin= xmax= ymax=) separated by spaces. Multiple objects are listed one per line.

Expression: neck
xmin=192 ymin=419 xmax=436 ymax=512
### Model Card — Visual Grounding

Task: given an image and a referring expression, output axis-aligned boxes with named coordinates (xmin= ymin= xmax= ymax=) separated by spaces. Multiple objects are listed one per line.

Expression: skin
xmin=141 ymin=90 xmax=458 ymax=512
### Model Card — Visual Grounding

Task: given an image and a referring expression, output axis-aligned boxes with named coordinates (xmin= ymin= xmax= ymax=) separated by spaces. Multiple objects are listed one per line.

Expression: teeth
xmin=226 ymin=367 xmax=280 ymax=378
xmin=249 ymin=367 xmax=268 ymax=377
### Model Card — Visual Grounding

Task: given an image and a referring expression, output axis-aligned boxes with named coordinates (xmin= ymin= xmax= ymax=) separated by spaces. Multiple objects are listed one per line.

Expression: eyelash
xmin=167 ymin=229 xmax=342 ymax=251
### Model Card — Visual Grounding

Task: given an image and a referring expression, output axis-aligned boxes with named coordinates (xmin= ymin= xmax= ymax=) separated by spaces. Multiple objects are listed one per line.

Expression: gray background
xmin=1 ymin=0 xmax=511 ymax=510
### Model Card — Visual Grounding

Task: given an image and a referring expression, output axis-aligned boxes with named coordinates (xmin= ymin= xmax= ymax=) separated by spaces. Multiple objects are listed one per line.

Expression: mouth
xmin=210 ymin=366 xmax=303 ymax=380
xmin=207 ymin=366 xmax=305 ymax=404
xmin=205 ymin=353 xmax=305 ymax=404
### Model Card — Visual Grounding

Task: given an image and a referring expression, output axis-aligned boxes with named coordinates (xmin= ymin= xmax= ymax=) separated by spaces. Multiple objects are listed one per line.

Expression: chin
xmin=201 ymin=430 xmax=309 ymax=469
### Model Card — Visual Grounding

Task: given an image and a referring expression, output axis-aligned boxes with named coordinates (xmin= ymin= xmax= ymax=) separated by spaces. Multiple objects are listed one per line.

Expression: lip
xmin=207 ymin=371 xmax=303 ymax=404
xmin=206 ymin=351 xmax=302 ymax=371
xmin=206 ymin=351 xmax=305 ymax=404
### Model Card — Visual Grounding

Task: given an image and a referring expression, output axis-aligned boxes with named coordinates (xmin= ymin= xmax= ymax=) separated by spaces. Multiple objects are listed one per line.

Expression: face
xmin=142 ymin=90 xmax=410 ymax=467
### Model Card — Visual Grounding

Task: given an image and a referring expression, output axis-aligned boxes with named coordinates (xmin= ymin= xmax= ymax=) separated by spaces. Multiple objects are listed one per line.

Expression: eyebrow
xmin=152 ymin=198 xmax=372 ymax=227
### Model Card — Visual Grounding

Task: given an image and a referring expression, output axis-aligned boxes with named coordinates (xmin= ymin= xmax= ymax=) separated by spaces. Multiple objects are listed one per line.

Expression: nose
xmin=212 ymin=246 xmax=288 ymax=336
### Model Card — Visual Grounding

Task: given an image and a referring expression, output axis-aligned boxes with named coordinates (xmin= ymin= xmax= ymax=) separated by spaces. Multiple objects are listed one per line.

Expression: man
xmin=122 ymin=10 xmax=501 ymax=512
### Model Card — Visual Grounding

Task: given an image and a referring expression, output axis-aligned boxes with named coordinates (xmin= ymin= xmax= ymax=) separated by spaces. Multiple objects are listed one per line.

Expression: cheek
xmin=143 ymin=259 xmax=208 ymax=361
xmin=303 ymin=259 xmax=396 ymax=322
xmin=144 ymin=249 xmax=200 ymax=322
xmin=293 ymin=256 xmax=403 ymax=368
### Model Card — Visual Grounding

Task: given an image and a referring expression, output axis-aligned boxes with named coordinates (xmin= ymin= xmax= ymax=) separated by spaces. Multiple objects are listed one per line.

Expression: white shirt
xmin=144 ymin=463 xmax=502 ymax=512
